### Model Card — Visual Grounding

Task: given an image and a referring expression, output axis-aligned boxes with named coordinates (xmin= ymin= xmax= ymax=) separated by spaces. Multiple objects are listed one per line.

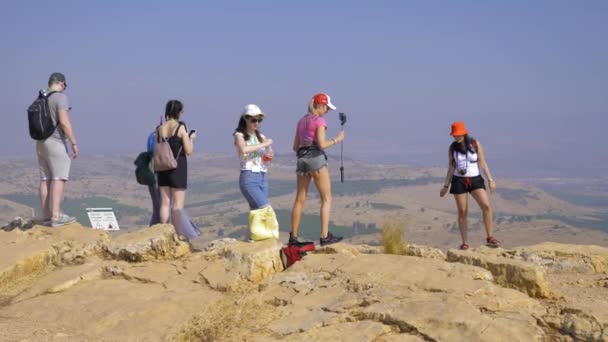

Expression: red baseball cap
xmin=312 ymin=93 xmax=337 ymax=110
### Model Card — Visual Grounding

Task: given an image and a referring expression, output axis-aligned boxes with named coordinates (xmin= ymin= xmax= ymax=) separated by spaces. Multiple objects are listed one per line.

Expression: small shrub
xmin=175 ymin=293 xmax=277 ymax=341
xmin=381 ymin=220 xmax=409 ymax=255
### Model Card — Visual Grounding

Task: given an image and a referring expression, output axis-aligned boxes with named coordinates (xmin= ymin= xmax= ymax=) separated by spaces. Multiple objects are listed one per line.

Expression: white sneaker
xmin=51 ymin=214 xmax=77 ymax=227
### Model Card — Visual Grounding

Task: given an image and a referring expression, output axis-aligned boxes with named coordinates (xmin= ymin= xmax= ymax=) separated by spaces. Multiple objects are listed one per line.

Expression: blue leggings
xmin=239 ymin=171 xmax=269 ymax=210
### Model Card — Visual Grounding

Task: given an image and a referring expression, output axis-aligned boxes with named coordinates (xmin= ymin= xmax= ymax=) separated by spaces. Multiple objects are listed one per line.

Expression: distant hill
xmin=1 ymin=154 xmax=607 ymax=248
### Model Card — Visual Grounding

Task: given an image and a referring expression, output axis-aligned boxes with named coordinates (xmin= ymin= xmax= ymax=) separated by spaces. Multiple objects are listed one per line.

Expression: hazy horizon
xmin=2 ymin=1 xmax=606 ymax=177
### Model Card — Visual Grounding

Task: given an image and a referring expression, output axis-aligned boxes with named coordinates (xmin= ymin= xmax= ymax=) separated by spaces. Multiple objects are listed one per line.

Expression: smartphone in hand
xmin=189 ymin=129 xmax=197 ymax=137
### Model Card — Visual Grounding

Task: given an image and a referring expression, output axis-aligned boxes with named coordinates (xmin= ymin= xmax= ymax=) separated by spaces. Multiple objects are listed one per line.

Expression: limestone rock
xmin=199 ymin=239 xmax=283 ymax=291
xmin=203 ymin=237 xmax=238 ymax=252
xmin=316 ymin=243 xmax=382 ymax=256
xmin=447 ymin=249 xmax=552 ymax=298
xmin=505 ymin=242 xmax=608 ymax=274
xmin=101 ymin=224 xmax=191 ymax=262
xmin=265 ymin=253 xmax=546 ymax=341
xmin=289 ymin=321 xmax=394 ymax=342
xmin=0 ymin=224 xmax=107 ymax=300
xmin=560 ymin=307 xmax=605 ymax=341
xmin=404 ymin=243 xmax=446 ymax=260
xmin=2 ymin=223 xmax=606 ymax=341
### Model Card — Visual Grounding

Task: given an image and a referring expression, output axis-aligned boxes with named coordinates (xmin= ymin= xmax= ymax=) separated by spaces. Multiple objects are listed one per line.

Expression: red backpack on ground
xmin=280 ymin=242 xmax=316 ymax=269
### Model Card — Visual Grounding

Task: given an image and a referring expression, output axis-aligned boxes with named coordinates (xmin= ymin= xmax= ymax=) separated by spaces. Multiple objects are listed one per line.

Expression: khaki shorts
xmin=36 ymin=138 xmax=71 ymax=181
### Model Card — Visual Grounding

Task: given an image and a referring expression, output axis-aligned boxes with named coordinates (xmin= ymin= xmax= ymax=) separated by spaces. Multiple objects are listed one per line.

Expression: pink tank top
xmin=296 ymin=113 xmax=327 ymax=147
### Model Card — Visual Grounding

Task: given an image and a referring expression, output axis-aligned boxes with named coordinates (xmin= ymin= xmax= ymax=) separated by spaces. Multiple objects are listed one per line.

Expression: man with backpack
xmin=29 ymin=72 xmax=79 ymax=227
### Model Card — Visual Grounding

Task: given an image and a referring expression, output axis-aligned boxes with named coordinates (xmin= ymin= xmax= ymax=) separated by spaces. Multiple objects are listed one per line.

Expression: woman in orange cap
xmin=440 ymin=122 xmax=500 ymax=250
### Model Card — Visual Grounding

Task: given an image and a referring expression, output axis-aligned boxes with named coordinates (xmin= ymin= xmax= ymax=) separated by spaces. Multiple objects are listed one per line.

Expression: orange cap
xmin=450 ymin=122 xmax=468 ymax=136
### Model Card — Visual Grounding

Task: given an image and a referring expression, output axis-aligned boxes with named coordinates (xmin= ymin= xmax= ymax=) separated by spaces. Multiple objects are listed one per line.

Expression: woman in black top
xmin=156 ymin=100 xmax=195 ymax=224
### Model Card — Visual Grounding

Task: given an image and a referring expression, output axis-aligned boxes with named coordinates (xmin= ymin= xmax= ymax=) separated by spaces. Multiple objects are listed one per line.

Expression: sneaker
xmin=320 ymin=232 xmax=343 ymax=246
xmin=51 ymin=214 xmax=77 ymax=228
xmin=486 ymin=236 xmax=501 ymax=248
xmin=288 ymin=233 xmax=309 ymax=246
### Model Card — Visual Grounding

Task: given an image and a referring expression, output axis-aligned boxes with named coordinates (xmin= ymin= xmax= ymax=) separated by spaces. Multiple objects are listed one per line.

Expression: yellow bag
xmin=249 ymin=206 xmax=279 ymax=241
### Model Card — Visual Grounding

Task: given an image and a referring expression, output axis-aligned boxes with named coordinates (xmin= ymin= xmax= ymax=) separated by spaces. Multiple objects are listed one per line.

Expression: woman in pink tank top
xmin=289 ymin=93 xmax=346 ymax=247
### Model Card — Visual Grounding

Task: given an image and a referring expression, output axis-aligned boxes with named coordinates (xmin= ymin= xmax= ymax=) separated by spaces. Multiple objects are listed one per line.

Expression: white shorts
xmin=36 ymin=138 xmax=71 ymax=181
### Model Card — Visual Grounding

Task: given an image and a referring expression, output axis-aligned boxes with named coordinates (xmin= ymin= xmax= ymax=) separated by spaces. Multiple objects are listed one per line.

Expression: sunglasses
xmin=246 ymin=117 xmax=263 ymax=123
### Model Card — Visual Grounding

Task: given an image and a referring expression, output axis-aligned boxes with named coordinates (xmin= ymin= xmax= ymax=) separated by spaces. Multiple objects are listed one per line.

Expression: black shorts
xmin=450 ymin=175 xmax=485 ymax=195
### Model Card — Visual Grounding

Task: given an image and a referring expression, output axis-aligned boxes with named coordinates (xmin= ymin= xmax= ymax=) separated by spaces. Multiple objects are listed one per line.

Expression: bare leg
xmin=453 ymin=193 xmax=469 ymax=245
xmin=471 ymin=189 xmax=493 ymax=238
xmin=159 ymin=186 xmax=171 ymax=224
xmin=39 ymin=180 xmax=52 ymax=219
xmin=311 ymin=167 xmax=332 ymax=238
xmin=290 ymin=174 xmax=312 ymax=237
xmin=50 ymin=180 xmax=65 ymax=220
xmin=171 ymin=188 xmax=186 ymax=210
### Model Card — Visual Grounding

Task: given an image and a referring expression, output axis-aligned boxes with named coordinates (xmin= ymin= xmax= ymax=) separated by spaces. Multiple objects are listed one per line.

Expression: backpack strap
xmin=39 ymin=90 xmax=58 ymax=98
xmin=155 ymin=126 xmax=162 ymax=143
xmin=173 ymin=122 xmax=185 ymax=137
xmin=173 ymin=122 xmax=185 ymax=157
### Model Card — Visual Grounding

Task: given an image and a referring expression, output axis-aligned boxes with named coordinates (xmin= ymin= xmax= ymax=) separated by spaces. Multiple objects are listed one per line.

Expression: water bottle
xmin=262 ymin=145 xmax=273 ymax=164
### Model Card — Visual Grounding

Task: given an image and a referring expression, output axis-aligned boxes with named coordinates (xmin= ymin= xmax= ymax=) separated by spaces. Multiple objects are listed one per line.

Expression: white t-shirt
xmin=452 ymin=149 xmax=480 ymax=177
xmin=235 ymin=132 xmax=269 ymax=173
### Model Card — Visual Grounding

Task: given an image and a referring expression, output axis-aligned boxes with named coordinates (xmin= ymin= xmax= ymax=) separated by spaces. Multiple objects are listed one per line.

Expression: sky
xmin=1 ymin=0 xmax=607 ymax=177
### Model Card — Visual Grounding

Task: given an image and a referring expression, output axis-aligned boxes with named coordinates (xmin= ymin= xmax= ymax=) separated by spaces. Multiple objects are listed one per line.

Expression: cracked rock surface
xmin=1 ymin=225 xmax=607 ymax=341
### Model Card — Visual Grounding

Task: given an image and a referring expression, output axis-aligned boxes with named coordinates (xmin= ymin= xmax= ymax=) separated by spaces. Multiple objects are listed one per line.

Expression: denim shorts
xmin=239 ymin=171 xmax=269 ymax=210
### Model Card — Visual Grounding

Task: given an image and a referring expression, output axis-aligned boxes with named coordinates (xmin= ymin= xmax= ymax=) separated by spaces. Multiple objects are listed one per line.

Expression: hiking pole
xmin=339 ymin=112 xmax=347 ymax=183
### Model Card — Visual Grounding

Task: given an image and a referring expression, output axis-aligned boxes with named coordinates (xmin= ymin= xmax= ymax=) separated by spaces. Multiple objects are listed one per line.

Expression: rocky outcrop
xmin=2 ymin=224 xmax=608 ymax=341
xmin=504 ymin=242 xmax=608 ymax=274
xmin=0 ymin=224 xmax=107 ymax=300
xmin=404 ymin=243 xmax=446 ymax=260
xmin=447 ymin=249 xmax=552 ymax=298
xmin=100 ymin=224 xmax=191 ymax=262
xmin=198 ymin=238 xmax=283 ymax=291
xmin=253 ymin=253 xmax=546 ymax=341
xmin=314 ymin=243 xmax=382 ymax=256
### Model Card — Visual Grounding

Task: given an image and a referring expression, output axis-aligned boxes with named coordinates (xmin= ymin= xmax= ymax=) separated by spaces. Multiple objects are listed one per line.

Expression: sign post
xmin=86 ymin=208 xmax=120 ymax=231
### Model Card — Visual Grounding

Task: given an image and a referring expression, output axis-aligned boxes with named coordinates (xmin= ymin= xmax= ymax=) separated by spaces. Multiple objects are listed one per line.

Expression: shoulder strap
xmin=173 ymin=122 xmax=184 ymax=137
xmin=155 ymin=126 xmax=162 ymax=143
xmin=39 ymin=90 xmax=58 ymax=99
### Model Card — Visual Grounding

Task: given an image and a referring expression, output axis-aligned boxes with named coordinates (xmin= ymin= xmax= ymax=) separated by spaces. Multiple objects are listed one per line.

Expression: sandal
xmin=459 ymin=242 xmax=469 ymax=250
xmin=486 ymin=236 xmax=501 ymax=248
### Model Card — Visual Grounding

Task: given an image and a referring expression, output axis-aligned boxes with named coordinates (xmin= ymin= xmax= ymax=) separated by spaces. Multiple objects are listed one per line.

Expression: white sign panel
xmin=86 ymin=208 xmax=120 ymax=231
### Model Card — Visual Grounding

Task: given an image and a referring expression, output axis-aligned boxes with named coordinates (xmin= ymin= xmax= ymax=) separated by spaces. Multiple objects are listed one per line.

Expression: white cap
xmin=242 ymin=104 xmax=265 ymax=117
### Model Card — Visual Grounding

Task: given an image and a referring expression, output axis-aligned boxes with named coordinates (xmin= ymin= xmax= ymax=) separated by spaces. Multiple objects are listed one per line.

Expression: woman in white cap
xmin=289 ymin=93 xmax=345 ymax=246
xmin=234 ymin=104 xmax=278 ymax=240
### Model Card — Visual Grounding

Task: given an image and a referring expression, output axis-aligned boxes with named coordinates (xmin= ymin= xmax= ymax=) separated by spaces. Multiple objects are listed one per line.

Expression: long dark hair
xmin=234 ymin=116 xmax=264 ymax=142
xmin=451 ymin=134 xmax=476 ymax=154
xmin=165 ymin=100 xmax=183 ymax=121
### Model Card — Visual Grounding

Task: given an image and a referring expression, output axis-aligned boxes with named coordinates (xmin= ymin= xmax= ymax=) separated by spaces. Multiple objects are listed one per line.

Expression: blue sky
xmin=1 ymin=1 xmax=607 ymax=176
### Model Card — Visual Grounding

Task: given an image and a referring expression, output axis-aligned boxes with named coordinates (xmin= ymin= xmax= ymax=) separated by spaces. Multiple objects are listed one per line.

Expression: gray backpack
xmin=153 ymin=124 xmax=183 ymax=172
